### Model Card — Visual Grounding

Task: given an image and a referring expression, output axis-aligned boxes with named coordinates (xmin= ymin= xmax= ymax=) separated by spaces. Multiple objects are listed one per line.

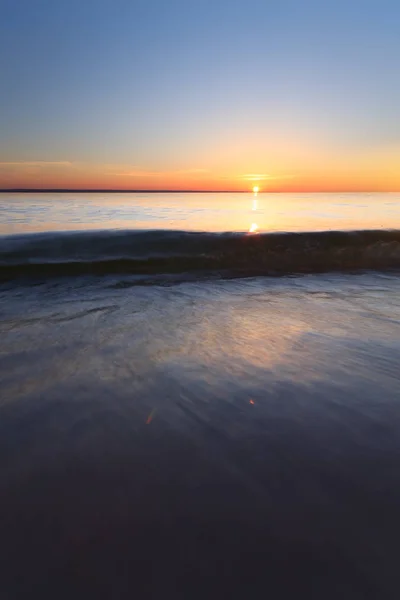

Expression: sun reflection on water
xmin=249 ymin=188 xmax=259 ymax=232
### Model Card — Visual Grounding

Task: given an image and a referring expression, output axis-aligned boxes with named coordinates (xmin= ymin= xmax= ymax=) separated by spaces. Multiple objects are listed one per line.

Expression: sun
xmin=252 ymin=185 xmax=259 ymax=193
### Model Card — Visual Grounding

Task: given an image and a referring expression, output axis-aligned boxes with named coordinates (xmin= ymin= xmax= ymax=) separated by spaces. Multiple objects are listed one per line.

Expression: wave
xmin=1 ymin=229 xmax=400 ymax=282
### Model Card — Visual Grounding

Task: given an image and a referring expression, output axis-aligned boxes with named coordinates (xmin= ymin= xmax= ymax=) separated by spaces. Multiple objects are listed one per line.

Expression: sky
xmin=1 ymin=0 xmax=400 ymax=191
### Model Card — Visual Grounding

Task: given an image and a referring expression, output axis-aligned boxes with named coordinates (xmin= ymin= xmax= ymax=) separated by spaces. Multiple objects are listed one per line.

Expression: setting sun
xmin=253 ymin=186 xmax=260 ymax=193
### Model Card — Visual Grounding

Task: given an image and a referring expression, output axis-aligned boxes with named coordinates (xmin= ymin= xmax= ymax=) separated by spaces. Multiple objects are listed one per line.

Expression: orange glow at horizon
xmin=1 ymin=148 xmax=400 ymax=191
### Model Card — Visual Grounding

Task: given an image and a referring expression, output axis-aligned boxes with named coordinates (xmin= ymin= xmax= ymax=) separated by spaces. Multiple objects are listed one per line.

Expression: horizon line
xmin=1 ymin=188 xmax=399 ymax=194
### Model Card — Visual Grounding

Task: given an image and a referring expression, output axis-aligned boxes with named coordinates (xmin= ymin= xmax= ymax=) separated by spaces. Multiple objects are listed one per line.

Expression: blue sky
xmin=1 ymin=0 xmax=400 ymax=189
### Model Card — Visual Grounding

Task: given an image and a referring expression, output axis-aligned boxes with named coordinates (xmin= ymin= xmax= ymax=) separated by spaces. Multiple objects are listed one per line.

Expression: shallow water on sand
xmin=1 ymin=272 xmax=400 ymax=598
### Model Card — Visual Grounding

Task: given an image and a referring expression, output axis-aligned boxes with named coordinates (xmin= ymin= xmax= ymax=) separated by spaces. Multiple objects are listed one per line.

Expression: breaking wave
xmin=1 ymin=229 xmax=400 ymax=282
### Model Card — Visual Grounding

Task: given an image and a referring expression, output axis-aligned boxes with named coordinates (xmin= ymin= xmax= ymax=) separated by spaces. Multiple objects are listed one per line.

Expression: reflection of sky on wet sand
xmin=1 ymin=191 xmax=400 ymax=235
xmin=3 ymin=273 xmax=399 ymax=412
xmin=2 ymin=266 xmax=400 ymax=598
xmin=157 ymin=288 xmax=347 ymax=388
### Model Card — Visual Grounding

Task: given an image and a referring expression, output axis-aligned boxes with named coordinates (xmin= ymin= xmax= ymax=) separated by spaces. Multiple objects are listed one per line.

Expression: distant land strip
xmin=1 ymin=189 xmax=397 ymax=193
xmin=0 ymin=189 xmax=249 ymax=193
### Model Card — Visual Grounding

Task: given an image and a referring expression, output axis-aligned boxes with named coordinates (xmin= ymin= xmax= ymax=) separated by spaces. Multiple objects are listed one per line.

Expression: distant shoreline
xmin=0 ymin=189 xmax=397 ymax=194
xmin=0 ymin=189 xmax=248 ymax=193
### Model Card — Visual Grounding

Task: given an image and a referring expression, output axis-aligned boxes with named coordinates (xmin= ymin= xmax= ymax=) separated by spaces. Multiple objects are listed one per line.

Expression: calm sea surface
xmin=1 ymin=191 xmax=400 ymax=234
xmin=1 ymin=192 xmax=400 ymax=598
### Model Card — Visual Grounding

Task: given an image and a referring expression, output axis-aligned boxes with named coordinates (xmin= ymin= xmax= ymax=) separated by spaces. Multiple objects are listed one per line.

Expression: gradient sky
xmin=1 ymin=0 xmax=400 ymax=191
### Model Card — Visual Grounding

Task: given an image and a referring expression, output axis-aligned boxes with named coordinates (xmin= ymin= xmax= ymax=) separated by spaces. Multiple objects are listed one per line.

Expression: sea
xmin=1 ymin=191 xmax=400 ymax=599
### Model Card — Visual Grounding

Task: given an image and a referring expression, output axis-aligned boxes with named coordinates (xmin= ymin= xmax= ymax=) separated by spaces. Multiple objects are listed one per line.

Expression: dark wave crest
xmin=1 ymin=229 xmax=400 ymax=282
